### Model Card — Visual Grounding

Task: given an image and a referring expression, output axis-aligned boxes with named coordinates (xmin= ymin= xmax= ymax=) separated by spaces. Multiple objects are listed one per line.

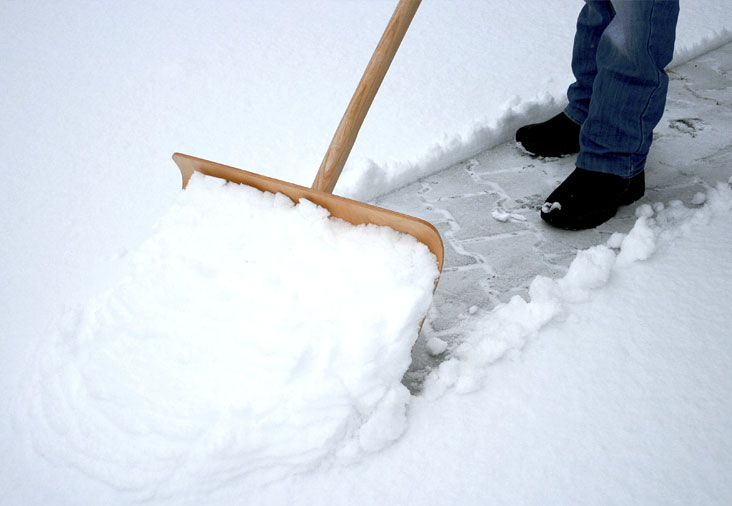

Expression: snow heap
xmin=17 ymin=173 xmax=438 ymax=499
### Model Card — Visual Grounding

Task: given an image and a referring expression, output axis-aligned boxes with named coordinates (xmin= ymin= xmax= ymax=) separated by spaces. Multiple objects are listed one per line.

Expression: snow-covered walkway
xmin=249 ymin=40 xmax=732 ymax=506
xmin=375 ymin=42 xmax=732 ymax=390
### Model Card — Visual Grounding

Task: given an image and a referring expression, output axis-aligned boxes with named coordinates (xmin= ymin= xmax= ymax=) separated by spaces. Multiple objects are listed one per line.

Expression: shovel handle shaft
xmin=311 ymin=0 xmax=420 ymax=193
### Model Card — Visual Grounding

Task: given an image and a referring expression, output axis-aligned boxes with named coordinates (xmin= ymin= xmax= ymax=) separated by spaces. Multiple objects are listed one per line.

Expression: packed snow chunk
xmin=491 ymin=209 xmax=511 ymax=222
xmin=616 ymin=216 xmax=657 ymax=266
xmin=556 ymin=245 xmax=617 ymax=302
xmin=541 ymin=201 xmax=562 ymax=214
xmin=692 ymin=191 xmax=707 ymax=205
xmin=20 ymin=173 xmax=439 ymax=498
xmin=606 ymin=232 xmax=626 ymax=249
xmin=491 ymin=208 xmax=527 ymax=223
xmin=426 ymin=337 xmax=449 ymax=356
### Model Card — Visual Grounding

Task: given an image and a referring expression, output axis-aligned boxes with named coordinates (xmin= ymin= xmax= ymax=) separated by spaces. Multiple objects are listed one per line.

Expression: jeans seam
xmin=605 ymin=0 xmax=615 ymax=17
xmin=637 ymin=0 xmax=663 ymax=155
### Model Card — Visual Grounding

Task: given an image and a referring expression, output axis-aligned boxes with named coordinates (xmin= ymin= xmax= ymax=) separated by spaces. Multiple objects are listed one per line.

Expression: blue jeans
xmin=564 ymin=0 xmax=679 ymax=178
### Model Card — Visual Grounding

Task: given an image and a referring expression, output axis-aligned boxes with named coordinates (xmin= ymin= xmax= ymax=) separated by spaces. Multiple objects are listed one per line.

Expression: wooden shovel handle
xmin=311 ymin=0 xmax=421 ymax=193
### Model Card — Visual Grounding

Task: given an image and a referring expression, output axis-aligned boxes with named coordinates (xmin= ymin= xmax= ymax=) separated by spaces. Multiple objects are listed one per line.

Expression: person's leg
xmin=564 ymin=0 xmax=616 ymax=126
xmin=576 ymin=0 xmax=680 ymax=177
xmin=516 ymin=1 xmax=613 ymax=158
xmin=542 ymin=0 xmax=679 ymax=230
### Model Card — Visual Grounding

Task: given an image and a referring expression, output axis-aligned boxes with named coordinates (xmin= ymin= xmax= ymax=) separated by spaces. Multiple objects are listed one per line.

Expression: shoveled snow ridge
xmin=423 ymin=181 xmax=732 ymax=398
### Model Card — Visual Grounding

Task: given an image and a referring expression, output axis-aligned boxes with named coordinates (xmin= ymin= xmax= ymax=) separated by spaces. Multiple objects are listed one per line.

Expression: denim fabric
xmin=564 ymin=0 xmax=680 ymax=178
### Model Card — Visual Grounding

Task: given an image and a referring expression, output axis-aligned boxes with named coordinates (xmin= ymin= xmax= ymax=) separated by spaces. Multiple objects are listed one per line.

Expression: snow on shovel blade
xmin=172 ymin=153 xmax=444 ymax=277
xmin=171 ymin=0 xmax=442 ymax=326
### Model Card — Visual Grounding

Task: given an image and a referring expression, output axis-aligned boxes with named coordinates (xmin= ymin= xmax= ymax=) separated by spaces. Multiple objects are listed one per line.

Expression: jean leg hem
xmin=576 ymin=152 xmax=647 ymax=178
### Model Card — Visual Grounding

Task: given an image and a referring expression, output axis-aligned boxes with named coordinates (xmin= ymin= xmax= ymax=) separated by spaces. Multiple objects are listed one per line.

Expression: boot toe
xmin=515 ymin=113 xmax=581 ymax=158
xmin=540 ymin=168 xmax=645 ymax=230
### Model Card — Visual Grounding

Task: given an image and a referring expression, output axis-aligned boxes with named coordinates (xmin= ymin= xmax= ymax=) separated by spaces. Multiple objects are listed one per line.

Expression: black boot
xmin=541 ymin=168 xmax=645 ymax=230
xmin=516 ymin=112 xmax=581 ymax=158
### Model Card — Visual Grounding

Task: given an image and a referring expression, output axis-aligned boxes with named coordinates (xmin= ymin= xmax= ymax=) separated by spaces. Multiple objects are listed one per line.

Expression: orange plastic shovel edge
xmin=173 ymin=0 xmax=444 ymax=280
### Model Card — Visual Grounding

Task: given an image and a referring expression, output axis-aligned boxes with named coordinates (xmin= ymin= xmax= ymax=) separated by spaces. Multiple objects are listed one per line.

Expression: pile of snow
xmin=16 ymin=174 xmax=438 ymax=499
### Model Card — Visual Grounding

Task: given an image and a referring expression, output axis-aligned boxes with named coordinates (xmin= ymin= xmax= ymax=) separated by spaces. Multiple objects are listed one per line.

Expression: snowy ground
xmin=254 ymin=44 xmax=732 ymax=506
xmin=2 ymin=2 xmax=732 ymax=505
xmin=386 ymin=42 xmax=732 ymax=390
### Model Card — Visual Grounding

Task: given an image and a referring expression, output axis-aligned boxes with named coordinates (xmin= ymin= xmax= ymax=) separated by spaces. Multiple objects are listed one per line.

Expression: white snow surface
xmin=2 ymin=1 xmax=732 ymax=505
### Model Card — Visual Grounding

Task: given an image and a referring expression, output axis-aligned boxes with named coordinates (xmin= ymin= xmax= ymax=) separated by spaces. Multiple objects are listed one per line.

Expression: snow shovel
xmin=173 ymin=0 xmax=443 ymax=276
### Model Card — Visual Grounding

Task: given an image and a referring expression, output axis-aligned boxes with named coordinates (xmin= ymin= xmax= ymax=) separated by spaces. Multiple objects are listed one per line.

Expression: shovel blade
xmin=172 ymin=153 xmax=444 ymax=273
